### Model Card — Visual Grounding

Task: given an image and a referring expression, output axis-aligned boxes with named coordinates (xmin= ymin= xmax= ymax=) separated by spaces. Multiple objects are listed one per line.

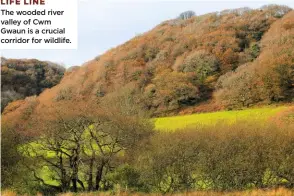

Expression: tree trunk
xmin=71 ymin=148 xmax=80 ymax=192
xmin=87 ymin=154 xmax=95 ymax=191
xmin=72 ymin=178 xmax=78 ymax=192
xmin=77 ymin=179 xmax=85 ymax=191
xmin=72 ymin=158 xmax=78 ymax=192
xmin=95 ymin=161 xmax=105 ymax=191
xmin=59 ymin=153 xmax=70 ymax=192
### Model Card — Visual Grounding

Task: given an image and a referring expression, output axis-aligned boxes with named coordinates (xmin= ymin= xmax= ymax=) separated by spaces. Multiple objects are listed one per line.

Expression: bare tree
xmin=178 ymin=11 xmax=196 ymax=20
xmin=21 ymin=115 xmax=92 ymax=192
xmin=21 ymin=89 xmax=153 ymax=193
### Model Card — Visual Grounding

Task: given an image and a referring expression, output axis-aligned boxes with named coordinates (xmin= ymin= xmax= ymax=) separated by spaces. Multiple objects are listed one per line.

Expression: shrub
xmin=104 ymin=60 xmax=115 ymax=68
xmin=139 ymin=122 xmax=294 ymax=192
xmin=22 ymin=96 xmax=39 ymax=120
xmin=216 ymin=59 xmax=293 ymax=108
xmin=106 ymin=165 xmax=143 ymax=192
xmin=249 ymin=43 xmax=261 ymax=58
xmin=131 ymin=70 xmax=143 ymax=81
xmin=55 ymin=87 xmax=73 ymax=101
xmin=95 ymin=84 xmax=106 ymax=97
xmin=144 ymin=47 xmax=159 ymax=62
xmin=179 ymin=51 xmax=219 ymax=84
xmin=172 ymin=44 xmax=187 ymax=58
xmin=215 ymin=64 xmax=263 ymax=108
xmin=263 ymin=64 xmax=294 ymax=102
xmin=1 ymin=90 xmax=23 ymax=112
xmin=146 ymin=71 xmax=200 ymax=114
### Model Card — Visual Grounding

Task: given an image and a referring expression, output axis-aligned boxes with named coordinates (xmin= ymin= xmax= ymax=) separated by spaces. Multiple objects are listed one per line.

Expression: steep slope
xmin=2 ymin=5 xmax=293 ymax=133
xmin=1 ymin=58 xmax=65 ymax=112
xmin=215 ymin=10 xmax=294 ymax=108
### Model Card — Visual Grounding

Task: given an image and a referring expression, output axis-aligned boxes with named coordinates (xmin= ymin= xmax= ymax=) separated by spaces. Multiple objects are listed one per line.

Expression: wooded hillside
xmin=2 ymin=5 xmax=293 ymax=129
xmin=1 ymin=58 xmax=65 ymax=112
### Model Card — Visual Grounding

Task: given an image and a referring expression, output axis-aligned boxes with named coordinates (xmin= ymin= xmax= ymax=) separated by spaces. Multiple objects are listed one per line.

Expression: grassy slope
xmin=155 ymin=106 xmax=287 ymax=131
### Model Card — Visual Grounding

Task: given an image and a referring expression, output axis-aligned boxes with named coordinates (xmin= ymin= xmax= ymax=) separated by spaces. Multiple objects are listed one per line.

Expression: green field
xmin=155 ymin=106 xmax=287 ymax=131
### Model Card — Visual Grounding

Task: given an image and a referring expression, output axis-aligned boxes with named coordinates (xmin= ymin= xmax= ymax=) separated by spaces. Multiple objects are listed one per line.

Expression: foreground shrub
xmin=3 ymin=118 xmax=294 ymax=194
xmin=138 ymin=122 xmax=294 ymax=193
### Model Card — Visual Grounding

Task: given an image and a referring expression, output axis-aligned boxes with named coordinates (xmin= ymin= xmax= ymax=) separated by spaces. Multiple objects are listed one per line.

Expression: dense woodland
xmin=1 ymin=58 xmax=65 ymax=112
xmin=2 ymin=5 xmax=294 ymax=121
xmin=1 ymin=4 xmax=294 ymax=196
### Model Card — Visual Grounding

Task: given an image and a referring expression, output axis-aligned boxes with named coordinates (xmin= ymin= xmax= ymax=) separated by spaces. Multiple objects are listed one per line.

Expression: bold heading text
xmin=1 ymin=0 xmax=45 ymax=5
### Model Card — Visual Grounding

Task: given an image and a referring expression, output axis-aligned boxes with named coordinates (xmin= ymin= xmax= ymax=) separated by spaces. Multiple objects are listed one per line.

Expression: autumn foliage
xmin=1 ymin=5 xmax=294 ymax=195
xmin=2 ymin=6 xmax=293 ymax=125
xmin=215 ymin=10 xmax=294 ymax=108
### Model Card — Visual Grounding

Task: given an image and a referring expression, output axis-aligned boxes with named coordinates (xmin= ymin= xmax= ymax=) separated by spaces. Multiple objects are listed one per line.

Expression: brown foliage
xmin=138 ymin=122 xmax=294 ymax=192
xmin=215 ymin=11 xmax=294 ymax=108
xmin=2 ymin=6 xmax=293 ymax=131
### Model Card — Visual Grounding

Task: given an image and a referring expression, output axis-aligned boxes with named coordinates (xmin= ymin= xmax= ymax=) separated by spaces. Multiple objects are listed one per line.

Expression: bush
xmin=171 ymin=44 xmax=187 ymax=58
xmin=215 ymin=64 xmax=263 ymax=108
xmin=138 ymin=122 xmax=294 ymax=192
xmin=144 ymin=47 xmax=159 ymax=62
xmin=131 ymin=70 xmax=143 ymax=81
xmin=145 ymin=71 xmax=200 ymax=114
xmin=1 ymin=90 xmax=23 ymax=112
xmin=55 ymin=87 xmax=73 ymax=101
xmin=216 ymin=63 xmax=294 ymax=108
xmin=249 ymin=43 xmax=260 ymax=58
xmin=179 ymin=51 xmax=219 ymax=84
xmin=106 ymin=165 xmax=143 ymax=192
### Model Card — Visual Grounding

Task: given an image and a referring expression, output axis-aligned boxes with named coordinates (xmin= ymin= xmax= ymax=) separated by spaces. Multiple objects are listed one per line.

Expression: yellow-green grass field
xmin=155 ymin=106 xmax=288 ymax=131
